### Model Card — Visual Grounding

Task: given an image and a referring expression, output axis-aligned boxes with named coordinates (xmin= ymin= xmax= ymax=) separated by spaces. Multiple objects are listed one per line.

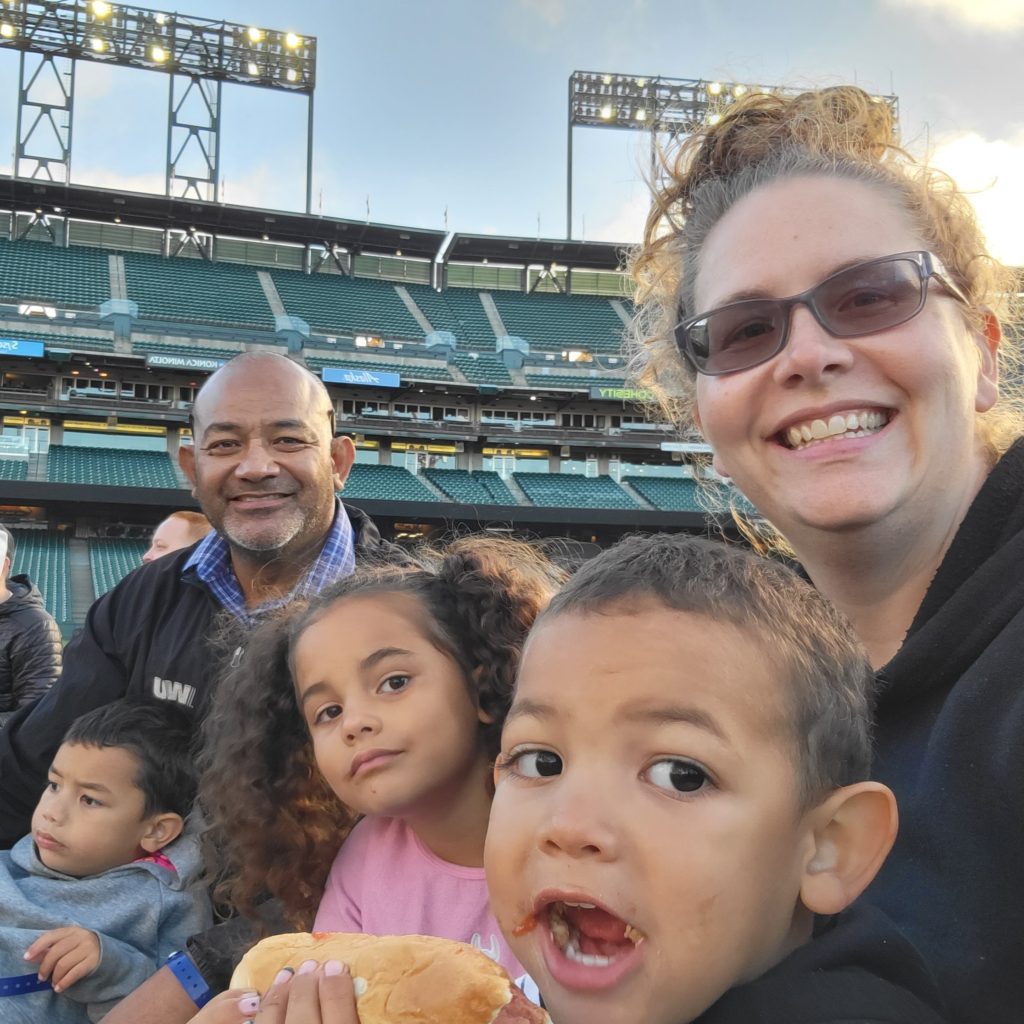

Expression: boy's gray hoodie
xmin=0 ymin=830 xmax=211 ymax=1021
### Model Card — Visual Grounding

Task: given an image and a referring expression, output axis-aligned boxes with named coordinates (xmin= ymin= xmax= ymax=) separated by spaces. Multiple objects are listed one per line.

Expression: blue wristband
xmin=0 ymin=973 xmax=52 ymax=997
xmin=166 ymin=950 xmax=212 ymax=1009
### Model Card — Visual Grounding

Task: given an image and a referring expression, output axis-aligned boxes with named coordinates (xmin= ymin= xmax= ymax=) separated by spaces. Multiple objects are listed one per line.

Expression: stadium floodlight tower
xmin=0 ymin=0 xmax=317 ymax=210
xmin=565 ymin=71 xmax=899 ymax=239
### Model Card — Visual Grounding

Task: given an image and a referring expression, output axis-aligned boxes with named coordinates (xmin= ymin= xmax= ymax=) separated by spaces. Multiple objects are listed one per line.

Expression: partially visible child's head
xmin=486 ymin=534 xmax=897 ymax=1024
xmin=32 ymin=700 xmax=196 ymax=878
xmin=201 ymin=536 xmax=563 ymax=927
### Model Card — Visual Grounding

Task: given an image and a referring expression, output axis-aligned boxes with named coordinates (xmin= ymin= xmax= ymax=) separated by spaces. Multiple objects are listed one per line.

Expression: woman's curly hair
xmin=628 ymin=85 xmax=1023 ymax=460
xmin=199 ymin=536 xmax=564 ymax=929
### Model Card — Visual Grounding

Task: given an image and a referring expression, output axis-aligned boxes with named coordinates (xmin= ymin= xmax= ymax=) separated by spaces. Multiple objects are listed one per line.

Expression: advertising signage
xmin=588 ymin=385 xmax=654 ymax=403
xmin=0 ymin=338 xmax=45 ymax=359
xmin=145 ymin=354 xmax=226 ymax=372
xmin=321 ymin=366 xmax=401 ymax=389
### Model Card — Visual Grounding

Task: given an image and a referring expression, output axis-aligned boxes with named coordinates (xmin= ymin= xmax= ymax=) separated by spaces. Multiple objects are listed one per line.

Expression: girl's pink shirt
xmin=313 ymin=814 xmax=523 ymax=977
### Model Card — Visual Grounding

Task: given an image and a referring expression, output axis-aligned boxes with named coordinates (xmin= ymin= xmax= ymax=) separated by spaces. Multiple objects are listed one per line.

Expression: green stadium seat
xmin=89 ymin=538 xmax=148 ymax=597
xmin=131 ymin=339 xmax=239 ymax=362
xmin=9 ymin=529 xmax=70 ymax=624
xmin=272 ymin=271 xmax=422 ymax=339
xmin=422 ymin=469 xmax=518 ymax=505
xmin=513 ymin=473 xmax=638 ymax=510
xmin=0 ymin=238 xmax=110 ymax=309
xmin=123 ymin=253 xmax=273 ymax=328
xmin=0 ymin=460 xmax=28 ymax=481
xmin=342 ymin=464 xmax=444 ymax=502
xmin=491 ymin=292 xmax=626 ymax=354
xmin=436 ymin=288 xmax=497 ymax=348
xmin=452 ymin=352 xmax=512 ymax=386
xmin=403 ymin=284 xmax=464 ymax=337
xmin=47 ymin=446 xmax=179 ymax=489
xmin=622 ymin=476 xmax=705 ymax=512
xmin=0 ymin=327 xmax=116 ymax=354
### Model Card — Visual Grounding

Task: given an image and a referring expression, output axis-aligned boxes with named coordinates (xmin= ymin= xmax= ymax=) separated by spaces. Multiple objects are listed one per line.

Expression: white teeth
xmin=563 ymin=938 xmax=612 ymax=968
xmin=783 ymin=409 xmax=890 ymax=450
xmin=563 ymin=901 xmax=596 ymax=909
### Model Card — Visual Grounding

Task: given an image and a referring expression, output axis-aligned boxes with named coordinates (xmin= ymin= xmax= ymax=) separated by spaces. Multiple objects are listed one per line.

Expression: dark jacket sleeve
xmin=9 ymin=611 xmax=62 ymax=708
xmin=0 ymin=588 xmax=128 ymax=848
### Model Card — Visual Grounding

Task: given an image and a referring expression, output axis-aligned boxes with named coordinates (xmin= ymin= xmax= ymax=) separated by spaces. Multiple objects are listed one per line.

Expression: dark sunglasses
xmin=674 ymin=250 xmax=970 ymax=377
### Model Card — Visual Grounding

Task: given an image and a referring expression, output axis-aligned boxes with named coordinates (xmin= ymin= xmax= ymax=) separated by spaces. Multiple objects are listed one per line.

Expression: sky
xmin=0 ymin=0 xmax=1022 ymax=264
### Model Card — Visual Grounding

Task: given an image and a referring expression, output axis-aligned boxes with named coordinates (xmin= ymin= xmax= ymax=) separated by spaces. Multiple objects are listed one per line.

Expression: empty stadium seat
xmin=524 ymin=372 xmax=628 ymax=390
xmin=422 ymin=469 xmax=518 ymax=505
xmin=403 ymin=283 xmax=464 ymax=337
xmin=132 ymin=339 xmax=240 ymax=362
xmin=622 ymin=476 xmax=705 ymax=512
xmin=440 ymin=288 xmax=498 ymax=347
xmin=272 ymin=271 xmax=423 ymax=339
xmin=513 ymin=472 xmax=638 ymax=510
xmin=47 ymin=446 xmax=179 ymax=489
xmin=451 ymin=352 xmax=512 ymax=386
xmin=123 ymin=252 xmax=273 ymax=328
xmin=0 ymin=327 xmax=116 ymax=353
xmin=89 ymin=538 xmax=148 ymax=597
xmin=341 ymin=464 xmax=443 ymax=502
xmin=0 ymin=460 xmax=28 ymax=481
xmin=491 ymin=292 xmax=626 ymax=354
xmin=9 ymin=529 xmax=70 ymax=624
xmin=0 ymin=238 xmax=110 ymax=309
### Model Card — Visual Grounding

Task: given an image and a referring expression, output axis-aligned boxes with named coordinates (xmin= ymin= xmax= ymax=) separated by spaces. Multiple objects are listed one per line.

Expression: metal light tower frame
xmin=565 ymin=70 xmax=899 ymax=239
xmin=0 ymin=1 xmax=317 ymax=210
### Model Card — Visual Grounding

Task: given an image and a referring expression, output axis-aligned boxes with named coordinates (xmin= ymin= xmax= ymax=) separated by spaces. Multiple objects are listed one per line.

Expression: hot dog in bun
xmin=231 ymin=932 xmax=550 ymax=1024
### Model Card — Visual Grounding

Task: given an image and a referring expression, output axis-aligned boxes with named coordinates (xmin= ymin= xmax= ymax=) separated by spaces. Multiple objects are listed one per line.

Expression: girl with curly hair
xmin=629 ymin=84 xmax=1023 ymax=1022
xmin=199 ymin=536 xmax=562 ymax=979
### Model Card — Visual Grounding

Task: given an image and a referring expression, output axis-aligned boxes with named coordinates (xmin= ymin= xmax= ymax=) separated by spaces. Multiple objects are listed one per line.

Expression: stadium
xmin=0 ymin=3 xmax=765 ymax=637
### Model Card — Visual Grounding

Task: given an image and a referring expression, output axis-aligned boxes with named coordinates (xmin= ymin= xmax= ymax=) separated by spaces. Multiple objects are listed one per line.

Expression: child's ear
xmin=799 ymin=781 xmax=898 ymax=916
xmin=139 ymin=812 xmax=185 ymax=853
xmin=472 ymin=666 xmax=496 ymax=725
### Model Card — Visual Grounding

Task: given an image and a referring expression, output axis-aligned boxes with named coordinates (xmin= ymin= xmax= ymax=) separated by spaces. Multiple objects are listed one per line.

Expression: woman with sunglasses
xmin=630 ymin=85 xmax=1021 ymax=1023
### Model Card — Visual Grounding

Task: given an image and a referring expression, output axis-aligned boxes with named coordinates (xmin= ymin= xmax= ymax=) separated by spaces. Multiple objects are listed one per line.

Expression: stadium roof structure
xmin=1 ymin=175 xmax=448 ymax=259
xmin=1 ymin=176 xmax=630 ymax=272
xmin=447 ymin=232 xmax=625 ymax=273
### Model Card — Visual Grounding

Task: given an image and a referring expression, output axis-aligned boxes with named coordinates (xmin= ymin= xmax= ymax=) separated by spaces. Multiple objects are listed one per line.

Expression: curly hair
xmin=628 ymin=85 xmax=1023 ymax=461
xmin=199 ymin=536 xmax=563 ymax=929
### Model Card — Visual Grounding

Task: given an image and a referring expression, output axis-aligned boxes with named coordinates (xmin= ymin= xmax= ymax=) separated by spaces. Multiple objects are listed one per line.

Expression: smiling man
xmin=0 ymin=352 xmax=394 ymax=848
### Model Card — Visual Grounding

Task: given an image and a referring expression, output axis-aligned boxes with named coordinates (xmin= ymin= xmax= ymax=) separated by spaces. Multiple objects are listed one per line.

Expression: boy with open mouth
xmin=485 ymin=534 xmax=947 ymax=1024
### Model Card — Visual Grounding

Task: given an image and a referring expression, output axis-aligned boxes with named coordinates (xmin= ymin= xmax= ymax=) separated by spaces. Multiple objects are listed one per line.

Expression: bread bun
xmin=231 ymin=932 xmax=549 ymax=1024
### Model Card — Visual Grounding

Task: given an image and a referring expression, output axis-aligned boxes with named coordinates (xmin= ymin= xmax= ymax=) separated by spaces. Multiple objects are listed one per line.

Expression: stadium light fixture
xmin=565 ymin=69 xmax=899 ymax=238
xmin=2 ymin=0 xmax=319 ymax=211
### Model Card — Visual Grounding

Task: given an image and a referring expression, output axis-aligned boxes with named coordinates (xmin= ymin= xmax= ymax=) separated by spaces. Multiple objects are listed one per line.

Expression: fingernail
xmin=237 ymin=995 xmax=260 ymax=1014
xmin=298 ymin=959 xmax=317 ymax=975
xmin=22 ymin=953 xmax=30 ymax=960
xmin=324 ymin=959 xmax=347 ymax=977
xmin=273 ymin=967 xmax=294 ymax=986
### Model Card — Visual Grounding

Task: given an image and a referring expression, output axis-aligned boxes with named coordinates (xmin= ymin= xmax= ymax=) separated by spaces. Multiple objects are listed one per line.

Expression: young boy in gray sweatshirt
xmin=0 ymin=700 xmax=211 ymax=1022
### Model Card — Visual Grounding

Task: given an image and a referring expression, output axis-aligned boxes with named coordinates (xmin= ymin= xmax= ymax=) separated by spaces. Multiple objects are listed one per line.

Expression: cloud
xmin=882 ymin=0 xmax=1024 ymax=31
xmin=588 ymin=191 xmax=650 ymax=244
xmin=66 ymin=163 xmax=309 ymax=213
xmin=517 ymin=0 xmax=569 ymax=28
xmin=930 ymin=129 xmax=1024 ymax=266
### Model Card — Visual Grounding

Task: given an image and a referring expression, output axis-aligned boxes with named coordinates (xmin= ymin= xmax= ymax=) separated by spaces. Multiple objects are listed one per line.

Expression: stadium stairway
xmin=415 ymin=473 xmax=450 ymax=502
xmin=616 ymin=479 xmax=657 ymax=511
xmin=68 ymin=538 xmax=98 ymax=620
xmin=502 ymin=474 xmax=532 ymax=506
